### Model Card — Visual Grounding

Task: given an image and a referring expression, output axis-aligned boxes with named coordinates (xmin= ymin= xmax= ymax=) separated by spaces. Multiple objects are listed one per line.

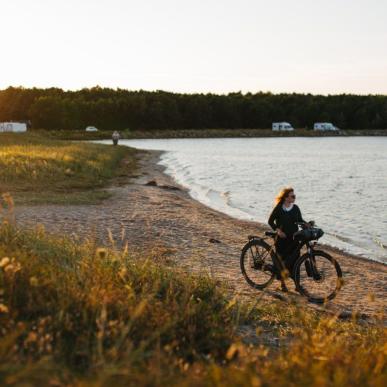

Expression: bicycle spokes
xmin=241 ymin=240 xmax=276 ymax=289
xmin=296 ymin=253 xmax=342 ymax=303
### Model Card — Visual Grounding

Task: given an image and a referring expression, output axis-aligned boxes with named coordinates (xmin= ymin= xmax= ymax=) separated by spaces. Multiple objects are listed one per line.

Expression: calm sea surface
xmin=102 ymin=137 xmax=387 ymax=263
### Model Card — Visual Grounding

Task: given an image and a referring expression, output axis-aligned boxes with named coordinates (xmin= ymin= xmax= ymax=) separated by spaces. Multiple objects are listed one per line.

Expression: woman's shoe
xmin=280 ymin=282 xmax=289 ymax=292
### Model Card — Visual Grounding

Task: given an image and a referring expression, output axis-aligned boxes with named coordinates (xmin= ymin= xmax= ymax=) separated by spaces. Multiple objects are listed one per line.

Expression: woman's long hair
xmin=274 ymin=187 xmax=294 ymax=205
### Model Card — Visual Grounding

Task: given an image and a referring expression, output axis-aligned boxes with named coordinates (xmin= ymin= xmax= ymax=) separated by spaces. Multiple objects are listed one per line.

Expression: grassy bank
xmin=0 ymin=220 xmax=385 ymax=386
xmin=39 ymin=128 xmax=387 ymax=141
xmin=0 ymin=133 xmax=138 ymax=205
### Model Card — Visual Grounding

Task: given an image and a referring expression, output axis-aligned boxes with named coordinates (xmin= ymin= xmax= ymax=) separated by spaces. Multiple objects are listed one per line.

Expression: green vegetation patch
xmin=0 ymin=223 xmax=385 ymax=386
xmin=0 ymin=133 xmax=137 ymax=205
xmin=1 ymin=86 xmax=387 ymax=131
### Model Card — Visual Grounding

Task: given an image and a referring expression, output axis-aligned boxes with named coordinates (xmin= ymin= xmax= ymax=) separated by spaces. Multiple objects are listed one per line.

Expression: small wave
xmin=373 ymin=238 xmax=387 ymax=250
xmin=172 ymin=180 xmax=254 ymax=222
xmin=220 ymin=191 xmax=231 ymax=205
xmin=203 ymin=188 xmax=254 ymax=220
xmin=322 ymin=232 xmax=387 ymax=264
xmin=326 ymin=232 xmax=354 ymax=245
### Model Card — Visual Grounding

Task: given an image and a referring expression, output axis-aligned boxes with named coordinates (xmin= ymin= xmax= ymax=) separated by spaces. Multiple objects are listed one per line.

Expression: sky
xmin=1 ymin=0 xmax=387 ymax=94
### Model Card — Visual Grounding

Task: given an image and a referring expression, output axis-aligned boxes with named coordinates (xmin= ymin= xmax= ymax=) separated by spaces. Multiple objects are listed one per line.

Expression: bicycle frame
xmin=259 ymin=235 xmax=318 ymax=279
xmin=243 ymin=226 xmax=342 ymax=302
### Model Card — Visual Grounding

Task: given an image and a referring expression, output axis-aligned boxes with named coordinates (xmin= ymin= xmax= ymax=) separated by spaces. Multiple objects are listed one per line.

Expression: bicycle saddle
xmin=265 ymin=231 xmax=277 ymax=237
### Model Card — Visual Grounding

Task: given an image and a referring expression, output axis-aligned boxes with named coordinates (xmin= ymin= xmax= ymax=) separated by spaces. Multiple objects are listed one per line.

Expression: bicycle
xmin=240 ymin=221 xmax=343 ymax=303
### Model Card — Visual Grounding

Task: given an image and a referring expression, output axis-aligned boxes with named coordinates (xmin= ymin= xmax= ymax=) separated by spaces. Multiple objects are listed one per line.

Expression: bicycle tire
xmin=293 ymin=250 xmax=343 ymax=303
xmin=240 ymin=239 xmax=276 ymax=290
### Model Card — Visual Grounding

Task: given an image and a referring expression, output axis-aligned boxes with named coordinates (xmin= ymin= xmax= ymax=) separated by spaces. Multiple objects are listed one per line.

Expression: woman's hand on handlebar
xmin=296 ymin=221 xmax=314 ymax=229
xmin=277 ymin=229 xmax=287 ymax=238
xmin=305 ymin=220 xmax=315 ymax=228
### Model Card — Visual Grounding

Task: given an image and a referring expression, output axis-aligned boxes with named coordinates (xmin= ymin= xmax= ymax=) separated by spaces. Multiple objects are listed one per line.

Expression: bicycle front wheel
xmin=294 ymin=250 xmax=343 ymax=303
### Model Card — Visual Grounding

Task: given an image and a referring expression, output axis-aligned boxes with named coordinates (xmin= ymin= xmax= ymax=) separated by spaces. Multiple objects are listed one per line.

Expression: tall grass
xmin=0 ymin=222 xmax=239 ymax=385
xmin=0 ymin=219 xmax=385 ymax=386
xmin=0 ymin=133 xmax=137 ymax=204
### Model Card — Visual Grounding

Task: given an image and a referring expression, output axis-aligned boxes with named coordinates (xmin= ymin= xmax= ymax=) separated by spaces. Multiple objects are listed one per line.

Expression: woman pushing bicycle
xmin=268 ymin=187 xmax=311 ymax=276
xmin=240 ymin=186 xmax=343 ymax=303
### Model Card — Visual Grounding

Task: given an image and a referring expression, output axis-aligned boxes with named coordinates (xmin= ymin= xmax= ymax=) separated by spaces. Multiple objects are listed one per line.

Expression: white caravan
xmin=85 ymin=126 xmax=98 ymax=132
xmin=313 ymin=122 xmax=338 ymax=131
xmin=272 ymin=122 xmax=294 ymax=131
xmin=0 ymin=122 xmax=27 ymax=132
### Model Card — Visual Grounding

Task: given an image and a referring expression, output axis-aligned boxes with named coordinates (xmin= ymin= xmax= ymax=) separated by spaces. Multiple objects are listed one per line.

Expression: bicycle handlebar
xmin=296 ymin=220 xmax=315 ymax=228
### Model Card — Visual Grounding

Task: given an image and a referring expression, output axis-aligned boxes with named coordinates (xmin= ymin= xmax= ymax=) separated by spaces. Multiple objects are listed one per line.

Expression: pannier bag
xmin=294 ymin=227 xmax=324 ymax=242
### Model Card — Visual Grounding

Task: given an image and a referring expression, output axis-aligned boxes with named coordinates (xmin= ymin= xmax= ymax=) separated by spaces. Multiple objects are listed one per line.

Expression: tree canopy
xmin=0 ymin=86 xmax=386 ymax=130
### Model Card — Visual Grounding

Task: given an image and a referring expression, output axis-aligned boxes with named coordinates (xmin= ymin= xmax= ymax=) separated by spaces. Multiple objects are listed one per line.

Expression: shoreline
xmin=15 ymin=148 xmax=387 ymax=319
xmin=153 ymin=149 xmax=386 ymax=266
xmin=130 ymin=143 xmax=386 ymax=266
xmin=39 ymin=128 xmax=387 ymax=141
xmin=137 ymin=151 xmax=387 ymax=319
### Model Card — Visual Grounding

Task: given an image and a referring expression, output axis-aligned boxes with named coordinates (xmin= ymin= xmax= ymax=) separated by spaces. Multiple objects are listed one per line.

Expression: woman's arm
xmin=296 ymin=205 xmax=307 ymax=224
xmin=268 ymin=205 xmax=279 ymax=230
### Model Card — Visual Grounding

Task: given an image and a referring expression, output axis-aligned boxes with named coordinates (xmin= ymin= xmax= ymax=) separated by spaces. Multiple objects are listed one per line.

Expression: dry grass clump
xmin=0 ymin=220 xmax=385 ymax=385
xmin=0 ymin=133 xmax=137 ymax=204
xmin=0 ymin=222 xmax=239 ymax=385
xmin=204 ymin=312 xmax=386 ymax=387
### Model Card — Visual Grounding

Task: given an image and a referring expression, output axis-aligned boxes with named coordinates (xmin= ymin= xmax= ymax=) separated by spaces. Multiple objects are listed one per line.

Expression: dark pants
xmin=113 ymin=139 xmax=118 ymax=146
xmin=275 ymin=236 xmax=300 ymax=273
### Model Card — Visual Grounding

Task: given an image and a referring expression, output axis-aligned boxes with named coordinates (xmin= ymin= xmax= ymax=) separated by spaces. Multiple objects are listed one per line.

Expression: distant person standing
xmin=112 ymin=131 xmax=120 ymax=146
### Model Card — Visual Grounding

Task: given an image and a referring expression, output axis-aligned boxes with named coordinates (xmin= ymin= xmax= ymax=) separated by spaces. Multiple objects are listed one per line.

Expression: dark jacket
xmin=268 ymin=203 xmax=305 ymax=237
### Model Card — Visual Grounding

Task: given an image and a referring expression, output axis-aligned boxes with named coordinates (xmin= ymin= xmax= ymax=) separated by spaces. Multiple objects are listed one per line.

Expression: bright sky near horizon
xmin=1 ymin=0 xmax=387 ymax=94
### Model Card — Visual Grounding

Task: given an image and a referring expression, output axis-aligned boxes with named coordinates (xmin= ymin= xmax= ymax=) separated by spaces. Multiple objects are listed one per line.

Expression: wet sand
xmin=15 ymin=150 xmax=386 ymax=320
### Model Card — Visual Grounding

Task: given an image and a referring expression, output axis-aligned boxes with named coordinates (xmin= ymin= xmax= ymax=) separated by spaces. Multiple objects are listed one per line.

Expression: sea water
xmin=100 ymin=137 xmax=387 ymax=263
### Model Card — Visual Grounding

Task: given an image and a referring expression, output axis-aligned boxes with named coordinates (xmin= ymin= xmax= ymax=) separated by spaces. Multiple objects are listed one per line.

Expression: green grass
xmin=0 ymin=221 xmax=385 ymax=386
xmin=0 ymin=133 xmax=138 ymax=205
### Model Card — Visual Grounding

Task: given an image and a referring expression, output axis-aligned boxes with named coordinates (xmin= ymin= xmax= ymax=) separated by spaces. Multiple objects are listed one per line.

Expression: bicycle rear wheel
xmin=294 ymin=250 xmax=343 ymax=303
xmin=240 ymin=239 xmax=276 ymax=289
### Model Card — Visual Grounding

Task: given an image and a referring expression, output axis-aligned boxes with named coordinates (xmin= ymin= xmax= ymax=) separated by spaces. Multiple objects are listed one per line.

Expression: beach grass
xmin=0 ymin=217 xmax=385 ymax=386
xmin=0 ymin=133 xmax=138 ymax=205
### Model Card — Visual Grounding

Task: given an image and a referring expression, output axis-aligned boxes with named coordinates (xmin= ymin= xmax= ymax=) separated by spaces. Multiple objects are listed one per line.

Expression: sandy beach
xmin=15 ymin=149 xmax=387 ymax=320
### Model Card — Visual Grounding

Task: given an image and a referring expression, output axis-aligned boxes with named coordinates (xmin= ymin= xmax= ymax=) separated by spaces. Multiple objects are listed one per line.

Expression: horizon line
xmin=1 ymin=85 xmax=387 ymax=97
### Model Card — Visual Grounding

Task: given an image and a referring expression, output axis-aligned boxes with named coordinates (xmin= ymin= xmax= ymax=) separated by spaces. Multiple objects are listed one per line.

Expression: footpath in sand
xmin=15 ymin=151 xmax=386 ymax=320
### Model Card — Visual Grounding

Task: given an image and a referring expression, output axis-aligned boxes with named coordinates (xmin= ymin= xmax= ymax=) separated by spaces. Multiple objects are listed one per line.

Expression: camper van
xmin=85 ymin=126 xmax=98 ymax=132
xmin=0 ymin=122 xmax=27 ymax=133
xmin=313 ymin=122 xmax=338 ymax=131
xmin=272 ymin=122 xmax=294 ymax=131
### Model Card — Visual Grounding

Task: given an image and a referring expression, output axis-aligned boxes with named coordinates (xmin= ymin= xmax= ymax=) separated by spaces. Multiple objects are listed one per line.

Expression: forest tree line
xmin=0 ymin=86 xmax=386 ymax=131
